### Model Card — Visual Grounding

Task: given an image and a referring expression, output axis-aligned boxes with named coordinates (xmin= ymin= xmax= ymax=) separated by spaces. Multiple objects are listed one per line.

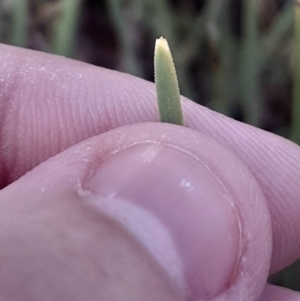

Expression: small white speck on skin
xmin=180 ymin=179 xmax=194 ymax=192
xmin=75 ymin=179 xmax=91 ymax=197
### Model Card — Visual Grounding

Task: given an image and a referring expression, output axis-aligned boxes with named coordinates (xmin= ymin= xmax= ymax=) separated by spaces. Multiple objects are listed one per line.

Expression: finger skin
xmin=0 ymin=176 xmax=184 ymax=301
xmin=0 ymin=43 xmax=299 ymax=273
xmin=0 ymin=123 xmax=271 ymax=300
xmin=259 ymin=284 xmax=300 ymax=301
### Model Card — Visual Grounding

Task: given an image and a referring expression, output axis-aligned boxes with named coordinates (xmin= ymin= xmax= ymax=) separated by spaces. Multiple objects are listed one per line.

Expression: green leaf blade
xmin=154 ymin=37 xmax=184 ymax=125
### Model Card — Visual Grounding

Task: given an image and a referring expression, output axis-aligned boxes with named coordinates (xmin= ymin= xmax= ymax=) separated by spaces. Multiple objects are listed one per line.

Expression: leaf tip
xmin=155 ymin=37 xmax=170 ymax=55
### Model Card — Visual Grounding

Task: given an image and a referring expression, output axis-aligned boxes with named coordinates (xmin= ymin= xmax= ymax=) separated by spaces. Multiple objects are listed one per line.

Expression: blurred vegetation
xmin=0 ymin=0 xmax=299 ymax=291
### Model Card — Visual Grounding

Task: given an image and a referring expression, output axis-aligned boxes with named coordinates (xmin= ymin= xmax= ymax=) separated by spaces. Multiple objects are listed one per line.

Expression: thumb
xmin=0 ymin=123 xmax=271 ymax=301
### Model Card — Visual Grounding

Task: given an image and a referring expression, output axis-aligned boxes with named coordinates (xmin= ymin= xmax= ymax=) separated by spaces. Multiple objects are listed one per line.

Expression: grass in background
xmin=292 ymin=0 xmax=300 ymax=143
xmin=9 ymin=0 xmax=28 ymax=47
xmin=2 ymin=0 xmax=299 ymax=291
xmin=51 ymin=0 xmax=82 ymax=57
xmin=105 ymin=0 xmax=142 ymax=76
xmin=240 ymin=0 xmax=260 ymax=126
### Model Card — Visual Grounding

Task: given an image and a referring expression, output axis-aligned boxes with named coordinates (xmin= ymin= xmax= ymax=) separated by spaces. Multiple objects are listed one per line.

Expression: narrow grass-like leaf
xmin=10 ymin=0 xmax=28 ymax=47
xmin=240 ymin=0 xmax=260 ymax=126
xmin=51 ymin=0 xmax=82 ymax=57
xmin=212 ymin=1 xmax=237 ymax=116
xmin=106 ymin=0 xmax=142 ymax=77
xmin=154 ymin=37 xmax=184 ymax=125
xmin=291 ymin=1 xmax=300 ymax=144
xmin=260 ymin=2 xmax=294 ymax=64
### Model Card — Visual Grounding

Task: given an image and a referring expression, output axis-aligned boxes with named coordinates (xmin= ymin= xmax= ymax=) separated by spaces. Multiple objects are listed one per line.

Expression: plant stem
xmin=240 ymin=0 xmax=260 ymax=126
xmin=106 ymin=0 xmax=142 ymax=77
xmin=260 ymin=2 xmax=294 ymax=64
xmin=51 ymin=0 xmax=82 ymax=57
xmin=291 ymin=1 xmax=300 ymax=143
xmin=10 ymin=0 xmax=28 ymax=47
xmin=212 ymin=0 xmax=237 ymax=116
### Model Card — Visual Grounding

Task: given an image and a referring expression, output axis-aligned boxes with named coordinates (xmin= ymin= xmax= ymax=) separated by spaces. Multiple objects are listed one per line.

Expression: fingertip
xmin=2 ymin=43 xmax=295 ymax=276
xmin=0 ymin=122 xmax=272 ymax=300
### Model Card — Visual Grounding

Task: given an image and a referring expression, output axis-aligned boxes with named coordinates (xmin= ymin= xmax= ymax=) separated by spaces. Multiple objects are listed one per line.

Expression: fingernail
xmin=85 ymin=142 xmax=242 ymax=300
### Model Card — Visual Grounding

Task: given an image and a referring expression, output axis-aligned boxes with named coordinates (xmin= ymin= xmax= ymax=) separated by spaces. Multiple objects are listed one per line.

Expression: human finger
xmin=0 ymin=123 xmax=272 ymax=301
xmin=0 ymin=43 xmax=299 ymax=273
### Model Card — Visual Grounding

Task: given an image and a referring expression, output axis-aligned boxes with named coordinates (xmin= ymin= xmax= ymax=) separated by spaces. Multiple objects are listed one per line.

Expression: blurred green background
xmin=0 ymin=0 xmax=299 ymax=292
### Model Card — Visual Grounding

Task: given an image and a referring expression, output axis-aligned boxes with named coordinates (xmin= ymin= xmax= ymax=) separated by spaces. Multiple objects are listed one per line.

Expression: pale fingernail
xmin=85 ymin=142 xmax=242 ymax=300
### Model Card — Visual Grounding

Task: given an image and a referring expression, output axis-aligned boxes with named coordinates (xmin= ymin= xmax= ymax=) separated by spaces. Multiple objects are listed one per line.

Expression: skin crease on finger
xmin=0 ymin=123 xmax=271 ymax=300
xmin=0 ymin=45 xmax=300 ymax=289
xmin=0 ymin=182 xmax=186 ymax=301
